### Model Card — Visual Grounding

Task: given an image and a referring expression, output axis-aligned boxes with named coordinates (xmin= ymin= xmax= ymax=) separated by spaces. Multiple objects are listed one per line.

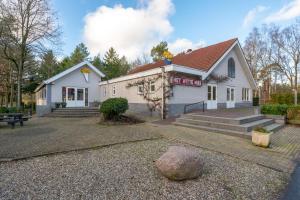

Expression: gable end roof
xmin=34 ymin=61 xmax=105 ymax=92
xmin=128 ymin=38 xmax=238 ymax=74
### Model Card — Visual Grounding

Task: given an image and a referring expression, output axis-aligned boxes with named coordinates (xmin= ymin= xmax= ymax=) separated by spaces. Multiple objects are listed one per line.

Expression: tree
xmin=270 ymin=21 xmax=300 ymax=105
xmin=102 ymin=47 xmax=129 ymax=80
xmin=92 ymin=54 xmax=103 ymax=70
xmin=39 ymin=50 xmax=58 ymax=80
xmin=0 ymin=0 xmax=60 ymax=109
xmin=69 ymin=43 xmax=90 ymax=64
xmin=151 ymin=41 xmax=168 ymax=62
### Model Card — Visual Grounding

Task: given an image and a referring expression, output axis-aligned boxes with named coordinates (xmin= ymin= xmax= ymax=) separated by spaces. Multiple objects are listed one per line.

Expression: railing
xmin=183 ymin=101 xmax=205 ymax=114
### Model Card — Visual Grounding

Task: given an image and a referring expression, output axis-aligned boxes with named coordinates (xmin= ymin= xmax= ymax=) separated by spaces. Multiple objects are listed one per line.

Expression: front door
xmin=226 ymin=87 xmax=235 ymax=108
xmin=66 ymin=87 xmax=76 ymax=107
xmin=207 ymin=84 xmax=217 ymax=109
xmin=66 ymin=87 xmax=85 ymax=107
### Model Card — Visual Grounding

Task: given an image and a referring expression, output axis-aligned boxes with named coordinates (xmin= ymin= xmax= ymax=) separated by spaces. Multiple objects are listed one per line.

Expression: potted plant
xmin=55 ymin=102 xmax=61 ymax=108
xmin=252 ymin=127 xmax=271 ymax=148
xmin=61 ymin=102 xmax=67 ymax=108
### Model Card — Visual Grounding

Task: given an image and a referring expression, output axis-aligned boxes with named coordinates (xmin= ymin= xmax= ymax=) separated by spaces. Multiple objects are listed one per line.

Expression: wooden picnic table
xmin=0 ymin=113 xmax=30 ymax=128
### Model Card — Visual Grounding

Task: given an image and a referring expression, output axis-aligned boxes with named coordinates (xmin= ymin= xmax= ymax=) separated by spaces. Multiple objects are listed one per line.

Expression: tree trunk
xmin=295 ymin=66 xmax=298 ymax=105
xmin=16 ymin=66 xmax=23 ymax=110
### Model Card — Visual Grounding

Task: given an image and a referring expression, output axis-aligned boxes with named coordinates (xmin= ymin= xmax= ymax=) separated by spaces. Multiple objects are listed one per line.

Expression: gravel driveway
xmin=0 ymin=139 xmax=287 ymax=200
xmin=0 ymin=117 xmax=161 ymax=160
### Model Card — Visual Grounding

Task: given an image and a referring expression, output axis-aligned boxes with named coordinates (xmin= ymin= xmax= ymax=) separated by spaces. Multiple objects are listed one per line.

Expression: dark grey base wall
xmin=235 ymin=102 xmax=252 ymax=108
xmin=128 ymin=102 xmax=253 ymax=118
xmin=36 ymin=105 xmax=52 ymax=117
xmin=128 ymin=103 xmax=160 ymax=117
xmin=167 ymin=103 xmax=207 ymax=117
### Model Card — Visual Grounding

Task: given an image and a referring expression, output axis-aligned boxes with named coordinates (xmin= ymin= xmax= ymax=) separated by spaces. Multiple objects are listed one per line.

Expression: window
xmin=137 ymin=84 xmax=144 ymax=94
xmin=149 ymin=81 xmax=155 ymax=93
xmin=208 ymin=85 xmax=216 ymax=100
xmin=103 ymin=87 xmax=107 ymax=97
xmin=242 ymin=88 xmax=250 ymax=101
xmin=77 ymin=89 xmax=84 ymax=101
xmin=112 ymin=86 xmax=116 ymax=96
xmin=228 ymin=57 xmax=235 ymax=78
xmin=40 ymin=87 xmax=47 ymax=100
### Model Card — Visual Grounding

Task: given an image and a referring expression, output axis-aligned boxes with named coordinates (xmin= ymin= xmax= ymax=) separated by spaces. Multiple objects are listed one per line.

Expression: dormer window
xmin=228 ymin=57 xmax=235 ymax=78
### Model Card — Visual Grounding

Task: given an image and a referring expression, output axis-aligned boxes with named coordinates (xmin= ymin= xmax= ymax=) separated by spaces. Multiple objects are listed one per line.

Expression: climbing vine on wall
xmin=126 ymin=73 xmax=173 ymax=118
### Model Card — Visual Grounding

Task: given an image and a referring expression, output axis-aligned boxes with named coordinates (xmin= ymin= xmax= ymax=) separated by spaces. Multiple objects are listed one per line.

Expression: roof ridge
xmin=128 ymin=38 xmax=238 ymax=75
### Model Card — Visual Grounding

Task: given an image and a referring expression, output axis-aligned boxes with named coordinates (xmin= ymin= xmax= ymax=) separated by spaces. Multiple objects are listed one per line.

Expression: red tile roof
xmin=128 ymin=38 xmax=238 ymax=74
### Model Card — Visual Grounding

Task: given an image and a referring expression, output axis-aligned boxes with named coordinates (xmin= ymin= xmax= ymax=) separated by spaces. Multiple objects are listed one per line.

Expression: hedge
xmin=0 ymin=107 xmax=18 ymax=113
xmin=261 ymin=104 xmax=289 ymax=115
xmin=100 ymin=98 xmax=129 ymax=120
xmin=270 ymin=93 xmax=300 ymax=105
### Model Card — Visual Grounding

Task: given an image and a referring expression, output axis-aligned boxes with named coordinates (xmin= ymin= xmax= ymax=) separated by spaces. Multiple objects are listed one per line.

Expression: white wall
xmin=51 ymin=67 xmax=102 ymax=104
xmin=99 ymin=46 xmax=253 ymax=106
xmin=167 ymin=46 xmax=252 ymax=105
xmin=100 ymin=75 xmax=162 ymax=103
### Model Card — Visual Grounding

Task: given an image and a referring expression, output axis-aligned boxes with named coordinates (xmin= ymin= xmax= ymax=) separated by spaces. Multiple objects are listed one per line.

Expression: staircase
xmin=46 ymin=107 xmax=100 ymax=118
xmin=173 ymin=113 xmax=284 ymax=139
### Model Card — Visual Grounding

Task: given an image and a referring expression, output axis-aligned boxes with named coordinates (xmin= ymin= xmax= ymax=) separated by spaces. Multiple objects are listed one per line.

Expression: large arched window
xmin=228 ymin=57 xmax=235 ymax=78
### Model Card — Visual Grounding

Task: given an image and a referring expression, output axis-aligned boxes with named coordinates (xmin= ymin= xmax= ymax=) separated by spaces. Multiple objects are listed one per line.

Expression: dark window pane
xmin=213 ymin=86 xmax=216 ymax=100
xmin=62 ymin=87 xmax=66 ymax=102
xmin=208 ymin=86 xmax=211 ymax=100
xmin=77 ymin=89 xmax=84 ymax=100
xmin=85 ymin=88 xmax=88 ymax=107
xmin=68 ymin=88 xmax=75 ymax=100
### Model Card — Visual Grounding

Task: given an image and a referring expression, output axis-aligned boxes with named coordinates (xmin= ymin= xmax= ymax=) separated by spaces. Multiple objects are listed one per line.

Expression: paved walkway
xmin=152 ymin=123 xmax=300 ymax=173
xmin=0 ymin=117 xmax=161 ymax=160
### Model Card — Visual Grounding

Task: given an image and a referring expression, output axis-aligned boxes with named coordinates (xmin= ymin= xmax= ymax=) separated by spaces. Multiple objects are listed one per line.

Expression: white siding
xmin=51 ymin=67 xmax=101 ymax=104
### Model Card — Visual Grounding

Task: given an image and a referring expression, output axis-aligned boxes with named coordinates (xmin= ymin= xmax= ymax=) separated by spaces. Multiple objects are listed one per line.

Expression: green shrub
xmin=253 ymin=97 xmax=259 ymax=106
xmin=287 ymin=105 xmax=300 ymax=120
xmin=261 ymin=104 xmax=289 ymax=115
xmin=100 ymin=98 xmax=129 ymax=120
xmin=0 ymin=107 xmax=8 ymax=113
xmin=270 ymin=93 xmax=297 ymax=105
xmin=8 ymin=107 xmax=18 ymax=113
xmin=253 ymin=126 xmax=270 ymax=133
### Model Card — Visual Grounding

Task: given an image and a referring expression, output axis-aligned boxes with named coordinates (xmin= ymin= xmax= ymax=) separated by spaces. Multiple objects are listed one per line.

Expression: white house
xmin=35 ymin=61 xmax=105 ymax=116
xmin=35 ymin=38 xmax=256 ymax=117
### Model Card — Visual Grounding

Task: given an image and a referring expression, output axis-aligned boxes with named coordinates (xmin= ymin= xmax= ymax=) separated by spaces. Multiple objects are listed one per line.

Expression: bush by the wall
xmin=287 ymin=105 xmax=300 ymax=120
xmin=253 ymin=97 xmax=259 ymax=106
xmin=261 ymin=104 xmax=289 ymax=115
xmin=0 ymin=107 xmax=8 ymax=113
xmin=270 ymin=93 xmax=299 ymax=105
xmin=100 ymin=98 xmax=129 ymax=120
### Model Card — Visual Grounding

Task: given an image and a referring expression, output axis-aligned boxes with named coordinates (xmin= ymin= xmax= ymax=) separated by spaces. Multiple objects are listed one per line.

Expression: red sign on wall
xmin=171 ymin=76 xmax=202 ymax=87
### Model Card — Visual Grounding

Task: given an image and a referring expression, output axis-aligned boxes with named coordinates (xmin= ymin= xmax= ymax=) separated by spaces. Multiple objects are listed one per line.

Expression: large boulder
xmin=155 ymin=146 xmax=203 ymax=181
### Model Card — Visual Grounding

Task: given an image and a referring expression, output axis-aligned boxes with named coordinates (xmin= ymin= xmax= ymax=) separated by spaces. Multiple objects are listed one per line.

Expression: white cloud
xmin=243 ymin=5 xmax=267 ymax=27
xmin=169 ymin=38 xmax=206 ymax=54
xmin=83 ymin=0 xmax=205 ymax=61
xmin=83 ymin=0 xmax=174 ymax=61
xmin=265 ymin=0 xmax=300 ymax=22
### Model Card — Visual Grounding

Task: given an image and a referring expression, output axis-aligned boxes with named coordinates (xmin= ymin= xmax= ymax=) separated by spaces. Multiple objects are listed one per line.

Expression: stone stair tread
xmin=173 ymin=122 xmax=251 ymax=139
xmin=264 ymin=123 xmax=284 ymax=132
xmin=240 ymin=118 xmax=274 ymax=128
xmin=177 ymin=117 xmax=273 ymax=129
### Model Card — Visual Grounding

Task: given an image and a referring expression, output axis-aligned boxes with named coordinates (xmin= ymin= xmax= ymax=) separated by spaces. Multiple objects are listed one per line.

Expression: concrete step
xmin=173 ymin=122 xmax=252 ymax=139
xmin=264 ymin=123 xmax=284 ymax=132
xmin=52 ymin=110 xmax=100 ymax=113
xmin=176 ymin=118 xmax=274 ymax=132
xmin=183 ymin=114 xmax=264 ymax=125
xmin=46 ymin=114 xmax=99 ymax=118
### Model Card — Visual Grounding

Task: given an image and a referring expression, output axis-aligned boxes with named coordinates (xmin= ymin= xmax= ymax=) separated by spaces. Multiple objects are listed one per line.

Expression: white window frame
xmin=149 ymin=81 xmax=155 ymax=93
xmin=242 ymin=88 xmax=250 ymax=101
xmin=112 ymin=86 xmax=116 ymax=96
xmin=137 ymin=84 xmax=144 ymax=95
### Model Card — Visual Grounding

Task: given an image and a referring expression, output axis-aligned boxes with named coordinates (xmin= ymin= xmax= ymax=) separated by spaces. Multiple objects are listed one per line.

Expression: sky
xmin=52 ymin=0 xmax=300 ymax=61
